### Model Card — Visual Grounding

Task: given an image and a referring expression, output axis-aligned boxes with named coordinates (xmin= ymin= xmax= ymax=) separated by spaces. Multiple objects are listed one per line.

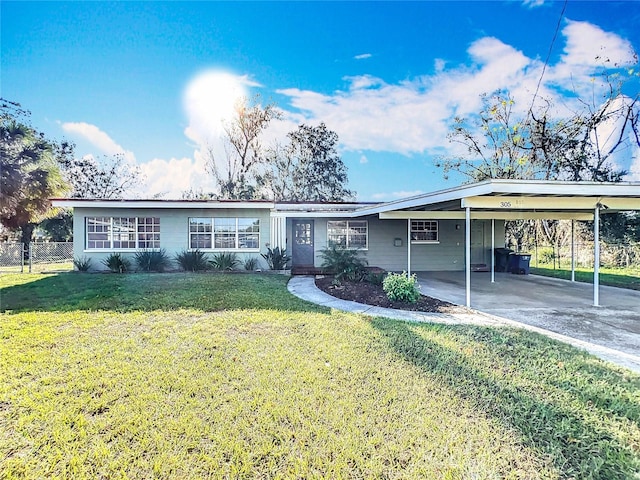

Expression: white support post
xmin=571 ymin=219 xmax=575 ymax=282
xmin=465 ymin=207 xmax=471 ymax=308
xmin=594 ymin=207 xmax=600 ymax=306
xmin=407 ymin=219 xmax=411 ymax=277
xmin=491 ymin=218 xmax=495 ymax=283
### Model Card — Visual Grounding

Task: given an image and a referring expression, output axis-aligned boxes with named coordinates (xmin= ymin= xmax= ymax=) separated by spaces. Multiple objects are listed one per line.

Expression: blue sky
xmin=2 ymin=1 xmax=640 ymax=200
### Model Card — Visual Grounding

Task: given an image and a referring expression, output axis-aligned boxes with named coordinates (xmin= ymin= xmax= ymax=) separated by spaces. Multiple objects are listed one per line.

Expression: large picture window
xmin=86 ymin=217 xmax=160 ymax=250
xmin=411 ymin=220 xmax=438 ymax=243
xmin=189 ymin=218 xmax=260 ymax=250
xmin=327 ymin=220 xmax=368 ymax=249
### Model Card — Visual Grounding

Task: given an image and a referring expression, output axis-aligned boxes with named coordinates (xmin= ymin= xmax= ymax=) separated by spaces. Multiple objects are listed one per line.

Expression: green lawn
xmin=530 ymin=265 xmax=640 ymax=290
xmin=1 ymin=273 xmax=639 ymax=479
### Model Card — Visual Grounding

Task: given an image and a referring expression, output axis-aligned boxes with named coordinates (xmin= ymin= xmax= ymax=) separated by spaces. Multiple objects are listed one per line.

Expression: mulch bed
xmin=315 ymin=276 xmax=470 ymax=314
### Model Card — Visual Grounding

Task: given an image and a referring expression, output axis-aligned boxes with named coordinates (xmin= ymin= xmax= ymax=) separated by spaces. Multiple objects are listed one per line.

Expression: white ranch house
xmin=52 ymin=179 xmax=640 ymax=307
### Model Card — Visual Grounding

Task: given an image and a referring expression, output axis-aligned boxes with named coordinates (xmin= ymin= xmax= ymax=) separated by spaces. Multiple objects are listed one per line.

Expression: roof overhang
xmin=51 ymin=199 xmax=275 ymax=210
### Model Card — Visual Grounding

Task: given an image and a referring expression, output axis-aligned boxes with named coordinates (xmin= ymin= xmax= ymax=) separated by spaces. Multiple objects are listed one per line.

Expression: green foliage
xmin=366 ymin=271 xmax=387 ymax=286
xmin=210 ymin=251 xmax=240 ymax=271
xmin=243 ymin=256 xmax=260 ymax=271
xmin=319 ymin=245 xmax=368 ymax=283
xmin=537 ymin=247 xmax=555 ymax=263
xmin=383 ymin=272 xmax=420 ymax=303
xmin=72 ymin=256 xmax=92 ymax=272
xmin=134 ymin=249 xmax=170 ymax=272
xmin=1 ymin=99 xmax=70 ymax=244
xmin=261 ymin=246 xmax=291 ymax=270
xmin=102 ymin=253 xmax=131 ymax=273
xmin=1 ymin=273 xmax=638 ymax=479
xmin=174 ymin=249 xmax=209 ymax=272
xmin=262 ymin=122 xmax=354 ymax=201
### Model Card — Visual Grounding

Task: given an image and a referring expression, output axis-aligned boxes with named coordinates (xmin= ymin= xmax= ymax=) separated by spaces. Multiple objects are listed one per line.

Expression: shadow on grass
xmin=0 ymin=272 xmax=327 ymax=314
xmin=370 ymin=319 xmax=640 ymax=480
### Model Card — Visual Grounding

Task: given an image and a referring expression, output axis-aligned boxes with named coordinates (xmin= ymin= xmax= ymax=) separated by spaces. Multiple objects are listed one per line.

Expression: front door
xmin=471 ymin=222 xmax=485 ymax=264
xmin=292 ymin=220 xmax=314 ymax=266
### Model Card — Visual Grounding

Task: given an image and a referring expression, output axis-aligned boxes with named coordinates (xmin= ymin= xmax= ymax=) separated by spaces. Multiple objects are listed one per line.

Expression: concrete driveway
xmin=416 ymin=271 xmax=640 ymax=363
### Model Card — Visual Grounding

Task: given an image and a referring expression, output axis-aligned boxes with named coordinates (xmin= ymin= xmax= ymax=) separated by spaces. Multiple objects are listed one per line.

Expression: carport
xmin=359 ymin=179 xmax=640 ymax=308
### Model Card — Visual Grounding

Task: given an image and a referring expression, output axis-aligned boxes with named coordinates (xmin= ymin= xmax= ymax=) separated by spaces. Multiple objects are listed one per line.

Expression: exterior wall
xmin=287 ymin=217 xmax=506 ymax=272
xmin=73 ymin=207 xmax=271 ymax=271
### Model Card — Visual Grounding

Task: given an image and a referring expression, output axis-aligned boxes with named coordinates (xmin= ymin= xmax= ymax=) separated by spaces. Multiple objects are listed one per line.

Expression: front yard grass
xmin=1 ymin=273 xmax=639 ymax=479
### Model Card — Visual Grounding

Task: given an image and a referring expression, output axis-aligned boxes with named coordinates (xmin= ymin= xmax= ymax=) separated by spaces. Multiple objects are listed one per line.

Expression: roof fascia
xmin=51 ymin=199 xmax=275 ymax=209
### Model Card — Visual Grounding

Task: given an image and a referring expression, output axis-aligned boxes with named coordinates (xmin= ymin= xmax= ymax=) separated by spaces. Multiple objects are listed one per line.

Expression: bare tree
xmin=206 ymin=96 xmax=279 ymax=199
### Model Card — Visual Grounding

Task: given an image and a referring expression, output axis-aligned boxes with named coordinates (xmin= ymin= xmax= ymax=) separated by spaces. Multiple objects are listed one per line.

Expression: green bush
xmin=537 ymin=247 xmax=555 ymax=263
xmin=383 ymin=272 xmax=420 ymax=303
xmin=243 ymin=256 xmax=260 ymax=271
xmin=261 ymin=246 xmax=291 ymax=270
xmin=366 ymin=271 xmax=387 ymax=286
xmin=135 ymin=249 xmax=170 ymax=272
xmin=174 ymin=249 xmax=209 ymax=272
xmin=102 ymin=253 xmax=130 ymax=273
xmin=73 ymin=256 xmax=92 ymax=272
xmin=210 ymin=252 xmax=240 ymax=271
xmin=319 ymin=245 xmax=368 ymax=283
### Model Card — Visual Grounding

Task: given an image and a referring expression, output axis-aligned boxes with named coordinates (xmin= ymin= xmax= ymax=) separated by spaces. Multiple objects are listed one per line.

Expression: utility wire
xmin=527 ymin=0 xmax=568 ymax=119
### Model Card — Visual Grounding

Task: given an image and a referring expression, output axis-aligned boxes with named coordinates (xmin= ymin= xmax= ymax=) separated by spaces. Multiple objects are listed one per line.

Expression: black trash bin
xmin=508 ymin=253 xmax=531 ymax=275
xmin=494 ymin=248 xmax=513 ymax=272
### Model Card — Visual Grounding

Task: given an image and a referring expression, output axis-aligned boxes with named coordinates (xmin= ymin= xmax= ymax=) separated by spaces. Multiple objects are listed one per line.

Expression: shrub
xmin=174 ymin=249 xmax=209 ymax=272
xmin=244 ymin=257 xmax=260 ymax=271
xmin=210 ymin=252 xmax=239 ymax=271
xmin=261 ymin=246 xmax=291 ymax=270
xmin=383 ymin=272 xmax=420 ymax=303
xmin=538 ymin=247 xmax=555 ymax=264
xmin=319 ymin=245 xmax=368 ymax=283
xmin=135 ymin=249 xmax=170 ymax=272
xmin=366 ymin=271 xmax=386 ymax=286
xmin=73 ymin=256 xmax=92 ymax=272
xmin=102 ymin=253 xmax=131 ymax=273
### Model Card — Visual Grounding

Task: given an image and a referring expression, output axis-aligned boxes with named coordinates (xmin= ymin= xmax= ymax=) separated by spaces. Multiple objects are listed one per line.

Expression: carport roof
xmin=355 ymin=179 xmax=640 ymax=218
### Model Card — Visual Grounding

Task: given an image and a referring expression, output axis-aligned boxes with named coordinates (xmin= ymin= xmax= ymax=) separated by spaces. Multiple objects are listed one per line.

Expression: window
xmin=327 ymin=220 xmax=368 ymax=249
xmin=411 ymin=220 xmax=438 ymax=243
xmin=86 ymin=217 xmax=161 ymax=250
xmin=189 ymin=217 xmax=260 ymax=250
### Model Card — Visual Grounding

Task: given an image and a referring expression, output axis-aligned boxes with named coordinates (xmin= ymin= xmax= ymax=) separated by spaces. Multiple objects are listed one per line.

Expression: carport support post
xmin=594 ymin=207 xmax=600 ymax=306
xmin=407 ymin=219 xmax=411 ymax=277
xmin=465 ymin=207 xmax=471 ymax=308
xmin=571 ymin=219 xmax=575 ymax=282
xmin=491 ymin=218 xmax=495 ymax=283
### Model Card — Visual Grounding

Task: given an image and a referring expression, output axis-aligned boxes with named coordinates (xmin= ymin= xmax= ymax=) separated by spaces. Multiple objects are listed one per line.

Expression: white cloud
xmin=354 ymin=53 xmax=372 ymax=60
xmin=522 ymin=0 xmax=545 ymax=8
xmin=140 ymin=156 xmax=211 ymax=198
xmin=273 ymin=20 xmax=638 ymax=182
xmin=359 ymin=155 xmax=368 ymax=164
xmin=61 ymin=122 xmax=136 ymax=163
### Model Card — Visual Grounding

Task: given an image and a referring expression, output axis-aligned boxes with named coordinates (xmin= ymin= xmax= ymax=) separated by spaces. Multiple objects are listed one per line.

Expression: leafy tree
xmin=262 ymin=123 xmax=354 ymax=202
xmin=206 ymin=96 xmax=279 ymax=199
xmin=58 ymin=153 xmax=143 ymax=199
xmin=1 ymin=99 xmax=69 ymax=246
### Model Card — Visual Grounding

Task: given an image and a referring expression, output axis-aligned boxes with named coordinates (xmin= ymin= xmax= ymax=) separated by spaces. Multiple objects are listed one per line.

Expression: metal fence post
xmin=28 ymin=243 xmax=32 ymax=273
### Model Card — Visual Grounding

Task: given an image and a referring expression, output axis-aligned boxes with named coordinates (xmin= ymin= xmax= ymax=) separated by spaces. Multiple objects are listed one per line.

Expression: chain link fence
xmin=0 ymin=242 xmax=74 ymax=273
xmin=0 ymin=243 xmax=24 ymax=272
xmin=510 ymin=241 xmax=640 ymax=270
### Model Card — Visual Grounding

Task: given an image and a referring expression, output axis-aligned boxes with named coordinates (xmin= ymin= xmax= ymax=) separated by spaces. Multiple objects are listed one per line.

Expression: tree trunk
xmin=21 ymin=223 xmax=36 ymax=258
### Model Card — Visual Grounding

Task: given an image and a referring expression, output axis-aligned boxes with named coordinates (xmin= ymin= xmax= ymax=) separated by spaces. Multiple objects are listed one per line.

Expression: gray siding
xmin=287 ymin=217 xmax=506 ymax=272
xmin=73 ymin=207 xmax=271 ymax=271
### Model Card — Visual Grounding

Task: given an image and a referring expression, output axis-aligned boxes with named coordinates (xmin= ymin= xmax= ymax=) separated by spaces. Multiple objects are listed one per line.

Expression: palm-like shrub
xmin=319 ymin=245 xmax=368 ymax=283
xmin=102 ymin=253 xmax=130 ymax=273
xmin=135 ymin=249 xmax=170 ymax=272
xmin=210 ymin=252 xmax=239 ymax=271
xmin=175 ymin=249 xmax=209 ymax=272
xmin=73 ymin=256 xmax=93 ymax=272
xmin=243 ymin=256 xmax=260 ymax=271
xmin=261 ymin=246 xmax=291 ymax=270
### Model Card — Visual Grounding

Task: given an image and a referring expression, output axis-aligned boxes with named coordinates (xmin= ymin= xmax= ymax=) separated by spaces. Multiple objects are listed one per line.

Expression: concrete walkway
xmin=288 ymin=276 xmax=640 ymax=373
